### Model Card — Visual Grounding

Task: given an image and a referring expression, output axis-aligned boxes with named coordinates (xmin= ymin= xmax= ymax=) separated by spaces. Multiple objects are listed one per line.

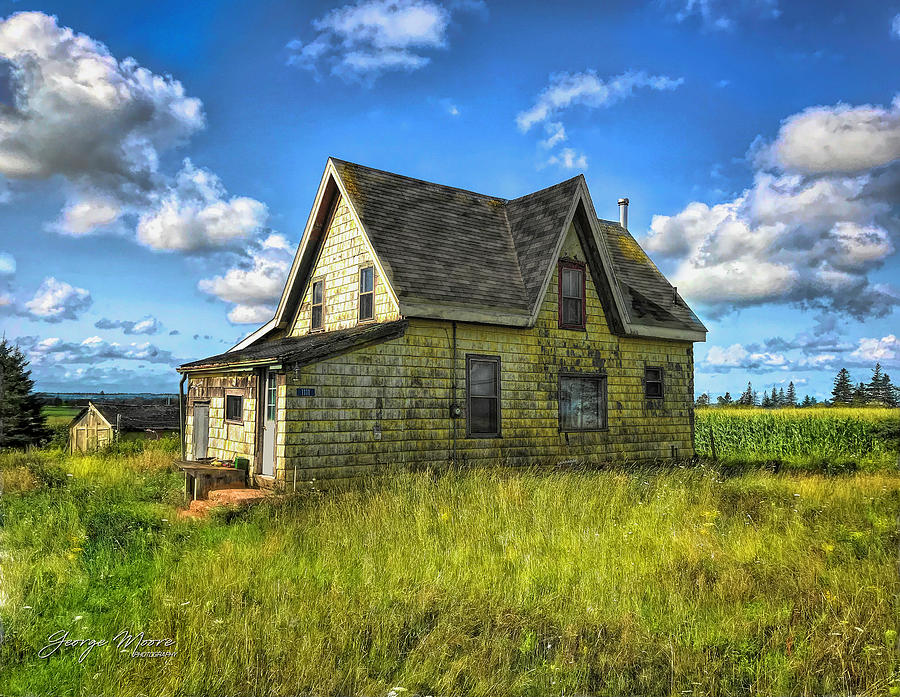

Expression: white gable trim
xmin=229 ymin=318 xmax=277 ymax=352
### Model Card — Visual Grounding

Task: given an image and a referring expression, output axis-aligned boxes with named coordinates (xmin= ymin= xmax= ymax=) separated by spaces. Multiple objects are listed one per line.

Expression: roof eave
xmin=402 ymin=301 xmax=533 ymax=327
xmin=624 ymin=324 xmax=707 ymax=342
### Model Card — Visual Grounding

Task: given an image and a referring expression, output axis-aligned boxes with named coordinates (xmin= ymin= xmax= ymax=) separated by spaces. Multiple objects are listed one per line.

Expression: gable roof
xmin=71 ymin=402 xmax=180 ymax=431
xmin=598 ymin=220 xmax=707 ymax=336
xmin=226 ymin=158 xmax=705 ymax=356
xmin=332 ymin=159 xmax=532 ymax=316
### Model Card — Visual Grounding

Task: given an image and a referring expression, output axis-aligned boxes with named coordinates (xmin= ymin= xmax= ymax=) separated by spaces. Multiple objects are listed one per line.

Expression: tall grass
xmin=1 ymin=444 xmax=898 ymax=696
xmin=696 ymin=407 xmax=899 ymax=471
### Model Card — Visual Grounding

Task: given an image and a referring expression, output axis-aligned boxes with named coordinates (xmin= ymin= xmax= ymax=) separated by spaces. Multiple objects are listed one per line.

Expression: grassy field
xmin=40 ymin=406 xmax=82 ymax=427
xmin=0 ymin=441 xmax=898 ymax=696
xmin=696 ymin=407 xmax=899 ymax=471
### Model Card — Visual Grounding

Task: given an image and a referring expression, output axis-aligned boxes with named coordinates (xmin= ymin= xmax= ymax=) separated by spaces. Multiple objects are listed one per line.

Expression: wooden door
xmin=261 ymin=371 xmax=276 ymax=477
xmin=193 ymin=402 xmax=209 ymax=459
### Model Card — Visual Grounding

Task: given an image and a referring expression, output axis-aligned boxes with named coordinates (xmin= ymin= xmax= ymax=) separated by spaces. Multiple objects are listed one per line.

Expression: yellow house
xmin=177 ymin=158 xmax=707 ymax=485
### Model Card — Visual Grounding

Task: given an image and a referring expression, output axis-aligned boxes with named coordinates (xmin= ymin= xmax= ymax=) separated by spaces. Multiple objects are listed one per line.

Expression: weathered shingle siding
xmin=185 ymin=373 xmax=258 ymax=468
xmin=275 ymin=224 xmax=694 ymax=482
xmin=291 ymin=196 xmax=400 ymax=337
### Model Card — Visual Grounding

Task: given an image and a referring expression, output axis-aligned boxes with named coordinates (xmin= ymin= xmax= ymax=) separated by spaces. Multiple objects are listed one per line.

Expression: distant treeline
xmin=37 ymin=392 xmax=178 ymax=407
xmin=696 ymin=362 xmax=899 ymax=408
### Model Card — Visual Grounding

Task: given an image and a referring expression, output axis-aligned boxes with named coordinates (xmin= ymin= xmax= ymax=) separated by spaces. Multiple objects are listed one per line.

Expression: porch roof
xmin=178 ymin=319 xmax=409 ymax=372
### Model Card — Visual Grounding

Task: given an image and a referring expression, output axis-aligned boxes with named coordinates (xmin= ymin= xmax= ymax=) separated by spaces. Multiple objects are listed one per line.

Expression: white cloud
xmin=0 ymin=11 xmax=270 ymax=255
xmin=850 ymin=334 xmax=899 ymax=363
xmin=540 ymin=122 xmax=567 ymax=149
xmin=54 ymin=195 xmax=122 ymax=235
xmin=198 ymin=233 xmax=293 ymax=323
xmin=666 ymin=0 xmax=780 ymax=31
xmin=0 ymin=252 xmax=14 ymax=275
xmin=643 ymin=95 xmax=900 ymax=320
xmin=94 ymin=315 xmax=162 ymax=335
xmin=755 ymin=96 xmax=900 ymax=174
xmin=17 ymin=334 xmax=180 ymax=366
xmin=0 ymin=12 xmax=203 ymax=210
xmin=23 ymin=277 xmax=92 ymax=322
xmin=227 ymin=304 xmax=275 ymax=324
xmin=892 ymin=13 xmax=900 ymax=39
xmin=516 ymin=70 xmax=683 ymax=133
xmin=286 ymin=0 xmax=482 ymax=81
xmin=797 ymin=353 xmax=838 ymax=369
xmin=136 ymin=160 xmax=268 ymax=252
xmin=705 ymin=343 xmax=785 ymax=369
xmin=544 ymin=147 xmax=588 ymax=170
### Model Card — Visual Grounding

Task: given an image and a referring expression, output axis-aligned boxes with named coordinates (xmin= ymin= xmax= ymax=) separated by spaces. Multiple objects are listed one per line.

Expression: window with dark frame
xmin=558 ymin=260 xmax=586 ymax=329
xmin=559 ymin=374 xmax=607 ymax=431
xmin=225 ymin=394 xmax=243 ymax=422
xmin=644 ymin=367 xmax=664 ymax=399
xmin=466 ymin=355 xmax=501 ymax=437
xmin=359 ymin=266 xmax=374 ymax=321
xmin=311 ymin=279 xmax=324 ymax=330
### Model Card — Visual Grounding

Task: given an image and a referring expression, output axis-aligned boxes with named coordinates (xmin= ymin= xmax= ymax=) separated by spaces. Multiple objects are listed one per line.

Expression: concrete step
xmin=179 ymin=487 xmax=272 ymax=519
xmin=207 ymin=488 xmax=270 ymax=504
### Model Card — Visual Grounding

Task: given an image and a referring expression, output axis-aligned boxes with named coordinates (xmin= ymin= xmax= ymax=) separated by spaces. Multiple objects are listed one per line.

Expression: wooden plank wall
xmin=69 ymin=406 xmax=112 ymax=453
xmin=290 ymin=196 xmax=400 ymax=338
xmin=184 ymin=374 xmax=258 ymax=472
xmin=277 ymin=225 xmax=695 ymax=483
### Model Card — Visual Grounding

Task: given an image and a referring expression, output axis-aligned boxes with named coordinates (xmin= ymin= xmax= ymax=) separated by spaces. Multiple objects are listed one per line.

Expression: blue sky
xmin=0 ymin=0 xmax=898 ymax=399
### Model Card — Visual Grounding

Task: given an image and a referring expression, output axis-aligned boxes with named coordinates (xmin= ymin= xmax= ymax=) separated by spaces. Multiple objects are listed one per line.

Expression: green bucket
xmin=234 ymin=457 xmax=249 ymax=471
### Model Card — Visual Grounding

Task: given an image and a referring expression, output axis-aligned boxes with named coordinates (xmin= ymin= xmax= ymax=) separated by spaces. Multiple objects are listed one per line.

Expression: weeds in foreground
xmin=0 ymin=444 xmax=897 ymax=696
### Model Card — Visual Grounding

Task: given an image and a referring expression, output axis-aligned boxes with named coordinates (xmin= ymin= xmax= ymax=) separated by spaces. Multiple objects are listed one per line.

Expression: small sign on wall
xmin=296 ymin=388 xmax=316 ymax=397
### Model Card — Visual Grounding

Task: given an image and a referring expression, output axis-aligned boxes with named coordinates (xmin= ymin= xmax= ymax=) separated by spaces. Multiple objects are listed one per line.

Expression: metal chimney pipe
xmin=618 ymin=198 xmax=629 ymax=230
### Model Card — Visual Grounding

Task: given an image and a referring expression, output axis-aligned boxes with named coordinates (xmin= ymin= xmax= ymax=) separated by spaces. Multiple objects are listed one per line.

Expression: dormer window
xmin=359 ymin=266 xmax=374 ymax=321
xmin=558 ymin=260 xmax=586 ymax=330
xmin=311 ymin=278 xmax=324 ymax=331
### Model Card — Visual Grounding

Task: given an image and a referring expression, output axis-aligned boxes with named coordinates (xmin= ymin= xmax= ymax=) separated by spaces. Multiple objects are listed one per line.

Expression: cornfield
xmin=695 ymin=407 xmax=899 ymax=468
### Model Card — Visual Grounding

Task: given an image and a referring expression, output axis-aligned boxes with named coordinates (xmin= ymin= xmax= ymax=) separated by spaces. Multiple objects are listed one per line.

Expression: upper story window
xmin=558 ymin=260 xmax=586 ymax=330
xmin=466 ymin=355 xmax=501 ymax=437
xmin=644 ymin=367 xmax=664 ymax=399
xmin=359 ymin=266 xmax=375 ymax=321
xmin=311 ymin=279 xmax=324 ymax=331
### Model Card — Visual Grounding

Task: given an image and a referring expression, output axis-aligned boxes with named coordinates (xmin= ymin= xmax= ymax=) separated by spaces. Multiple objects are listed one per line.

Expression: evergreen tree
xmin=0 ymin=339 xmax=50 ymax=448
xmin=800 ymin=394 xmax=812 ymax=407
xmin=717 ymin=391 xmax=733 ymax=406
xmin=738 ymin=381 xmax=754 ymax=405
xmin=695 ymin=393 xmax=710 ymax=407
xmin=762 ymin=391 xmax=772 ymax=408
xmin=867 ymin=363 xmax=885 ymax=404
xmin=752 ymin=390 xmax=760 ymax=407
xmin=852 ymin=382 xmax=868 ymax=405
xmin=883 ymin=373 xmax=899 ymax=408
xmin=786 ymin=381 xmax=796 ymax=407
xmin=777 ymin=387 xmax=785 ymax=406
xmin=832 ymin=368 xmax=853 ymax=404
xmin=769 ymin=387 xmax=778 ymax=407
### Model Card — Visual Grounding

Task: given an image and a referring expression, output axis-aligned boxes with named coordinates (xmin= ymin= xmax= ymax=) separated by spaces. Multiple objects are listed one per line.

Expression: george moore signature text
xmin=39 ymin=629 xmax=177 ymax=663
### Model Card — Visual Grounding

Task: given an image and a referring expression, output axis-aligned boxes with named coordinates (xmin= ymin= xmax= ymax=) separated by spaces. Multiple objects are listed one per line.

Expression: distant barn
xmin=68 ymin=402 xmax=179 ymax=453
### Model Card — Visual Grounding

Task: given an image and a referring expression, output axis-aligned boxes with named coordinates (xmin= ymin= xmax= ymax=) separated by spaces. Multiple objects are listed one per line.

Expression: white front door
xmin=261 ymin=371 xmax=276 ymax=477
